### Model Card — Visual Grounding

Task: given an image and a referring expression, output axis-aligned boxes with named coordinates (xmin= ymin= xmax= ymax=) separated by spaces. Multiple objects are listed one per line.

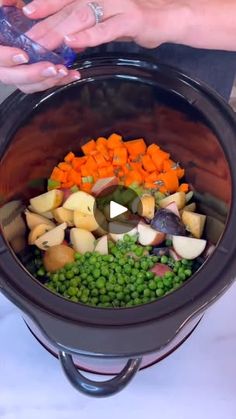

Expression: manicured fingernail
xmin=64 ymin=35 xmax=76 ymax=42
xmin=23 ymin=3 xmax=37 ymax=15
xmin=12 ymin=54 xmax=28 ymax=64
xmin=42 ymin=66 xmax=58 ymax=77
xmin=58 ymin=68 xmax=68 ymax=78
xmin=72 ymin=73 xmax=81 ymax=80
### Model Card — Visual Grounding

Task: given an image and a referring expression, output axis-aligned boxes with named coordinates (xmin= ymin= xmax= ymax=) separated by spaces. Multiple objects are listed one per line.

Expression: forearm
xmin=175 ymin=0 xmax=236 ymax=51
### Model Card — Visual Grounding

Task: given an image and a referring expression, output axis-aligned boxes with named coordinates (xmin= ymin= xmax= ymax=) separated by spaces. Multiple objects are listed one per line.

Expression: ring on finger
xmin=87 ymin=2 xmax=104 ymax=25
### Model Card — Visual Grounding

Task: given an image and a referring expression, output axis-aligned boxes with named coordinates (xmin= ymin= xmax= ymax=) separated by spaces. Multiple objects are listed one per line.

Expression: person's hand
xmin=23 ymin=0 xmax=189 ymax=51
xmin=0 ymin=0 xmax=80 ymax=93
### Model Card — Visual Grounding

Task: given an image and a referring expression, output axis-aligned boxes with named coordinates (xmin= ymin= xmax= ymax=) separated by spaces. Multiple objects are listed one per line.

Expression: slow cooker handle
xmin=59 ymin=351 xmax=142 ymax=397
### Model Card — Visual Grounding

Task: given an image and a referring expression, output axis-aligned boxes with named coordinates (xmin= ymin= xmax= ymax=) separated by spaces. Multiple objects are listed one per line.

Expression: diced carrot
xmin=86 ymin=155 xmax=97 ymax=171
xmin=58 ymin=162 xmax=72 ymax=172
xmin=142 ymin=155 xmax=156 ymax=172
xmin=96 ymin=143 xmax=110 ymax=160
xmin=175 ymin=167 xmax=185 ymax=179
xmin=113 ymin=147 xmax=128 ymax=166
xmin=109 ymin=149 xmax=114 ymax=159
xmin=80 ymin=164 xmax=91 ymax=177
xmin=81 ymin=139 xmax=96 ymax=155
xmin=156 ymin=171 xmax=179 ymax=193
xmin=129 ymin=162 xmax=142 ymax=171
xmin=146 ymin=171 xmax=159 ymax=183
xmin=151 ymin=150 xmax=170 ymax=171
xmin=107 ymin=133 xmax=123 ymax=149
xmin=125 ymin=170 xmax=143 ymax=186
xmin=125 ymin=138 xmax=146 ymax=156
xmin=163 ymin=159 xmax=175 ymax=172
xmin=177 ymin=183 xmax=189 ymax=192
xmin=61 ymin=181 xmax=74 ymax=189
xmin=96 ymin=137 xmax=107 ymax=147
xmin=80 ymin=182 xmax=92 ymax=192
xmin=68 ymin=169 xmax=81 ymax=185
xmin=147 ymin=144 xmax=160 ymax=155
xmin=98 ymin=166 xmax=114 ymax=178
xmin=72 ymin=156 xmax=87 ymax=171
xmin=144 ymin=182 xmax=158 ymax=190
xmin=64 ymin=152 xmax=75 ymax=163
xmin=50 ymin=167 xmax=66 ymax=183
xmin=93 ymin=152 xmax=108 ymax=167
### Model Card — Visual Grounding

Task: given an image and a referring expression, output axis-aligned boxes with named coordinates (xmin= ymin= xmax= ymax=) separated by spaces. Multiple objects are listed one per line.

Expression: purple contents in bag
xmin=0 ymin=6 xmax=77 ymax=67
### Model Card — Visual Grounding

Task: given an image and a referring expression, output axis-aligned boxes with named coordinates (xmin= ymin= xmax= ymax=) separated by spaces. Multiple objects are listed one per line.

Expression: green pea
xmin=100 ymin=295 xmax=110 ymax=303
xmin=114 ymin=284 xmax=122 ymax=293
xmin=71 ymin=296 xmax=79 ymax=302
xmin=115 ymin=265 xmax=122 ymax=273
xmin=59 ymin=273 xmax=66 ymax=281
xmin=184 ymin=269 xmax=192 ymax=277
xmin=37 ymin=268 xmax=46 ymax=277
xmin=106 ymin=283 xmax=114 ymax=291
xmin=108 ymin=291 xmax=116 ymax=300
xmin=165 ymin=239 xmax=172 ymax=247
xmin=124 ymin=264 xmax=132 ymax=274
xmin=128 ymin=258 xmax=135 ymax=266
xmin=67 ymin=287 xmax=77 ymax=297
xmin=81 ymin=295 xmax=89 ymax=303
xmin=93 ymin=269 xmax=101 ymax=279
xmin=91 ymin=288 xmax=99 ymax=296
xmin=116 ymin=292 xmax=124 ymax=301
xmin=80 ymin=272 xmax=87 ymax=280
xmin=99 ymin=287 xmax=106 ymax=295
xmin=59 ymin=284 xmax=66 ymax=293
xmin=156 ymin=288 xmax=164 ymax=297
xmin=66 ymin=271 xmax=74 ymax=280
xmin=72 ymin=267 xmax=79 ymax=275
xmin=144 ymin=288 xmax=151 ymax=297
xmin=136 ymin=278 xmax=144 ymax=286
xmin=134 ymin=297 xmax=141 ymax=305
xmin=157 ymin=280 xmax=164 ymax=289
xmin=163 ymin=277 xmax=172 ymax=287
xmin=118 ymin=277 xmax=125 ymax=285
xmin=131 ymin=291 xmax=139 ymax=299
xmin=70 ymin=277 xmax=80 ymax=287
xmin=146 ymin=271 xmax=155 ymax=280
xmin=141 ymin=261 xmax=148 ymax=270
xmin=101 ymin=268 xmax=109 ymax=277
xmin=90 ymin=297 xmax=99 ymax=306
xmin=96 ymin=277 xmax=105 ymax=288
xmin=148 ymin=280 xmax=156 ymax=290
xmin=124 ymin=294 xmax=131 ymax=303
xmin=160 ymin=255 xmax=168 ymax=264
xmin=52 ymin=273 xmax=59 ymax=282
xmin=75 ymin=253 xmax=81 ymax=260
xmin=135 ymin=247 xmax=143 ymax=257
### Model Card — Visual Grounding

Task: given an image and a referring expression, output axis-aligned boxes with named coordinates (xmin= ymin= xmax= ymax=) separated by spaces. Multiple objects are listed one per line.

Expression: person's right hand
xmin=0 ymin=0 xmax=80 ymax=93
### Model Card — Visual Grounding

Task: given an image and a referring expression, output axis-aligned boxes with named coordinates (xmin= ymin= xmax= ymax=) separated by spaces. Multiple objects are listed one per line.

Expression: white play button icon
xmin=110 ymin=201 xmax=128 ymax=219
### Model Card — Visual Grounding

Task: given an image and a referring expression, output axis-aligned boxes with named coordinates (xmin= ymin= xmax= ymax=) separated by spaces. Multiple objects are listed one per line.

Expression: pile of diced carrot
xmin=49 ymin=133 xmax=189 ymax=194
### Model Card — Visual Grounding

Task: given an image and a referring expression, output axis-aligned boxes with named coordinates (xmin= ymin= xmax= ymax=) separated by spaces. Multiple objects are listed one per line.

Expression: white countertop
xmin=0 ymin=283 xmax=236 ymax=419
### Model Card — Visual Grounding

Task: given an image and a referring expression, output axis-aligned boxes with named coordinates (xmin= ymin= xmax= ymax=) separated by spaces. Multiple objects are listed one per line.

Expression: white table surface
xmin=0 ymin=283 xmax=236 ymax=419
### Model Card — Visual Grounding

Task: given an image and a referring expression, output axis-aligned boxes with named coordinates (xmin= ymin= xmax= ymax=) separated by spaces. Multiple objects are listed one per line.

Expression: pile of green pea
xmin=34 ymin=235 xmax=193 ymax=308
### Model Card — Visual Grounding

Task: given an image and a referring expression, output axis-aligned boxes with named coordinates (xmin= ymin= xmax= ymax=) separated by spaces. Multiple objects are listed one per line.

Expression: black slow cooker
xmin=0 ymin=55 xmax=235 ymax=397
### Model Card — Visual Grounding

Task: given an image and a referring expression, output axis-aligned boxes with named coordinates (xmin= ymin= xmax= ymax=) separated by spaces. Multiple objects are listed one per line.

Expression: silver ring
xmin=87 ymin=2 xmax=104 ymax=25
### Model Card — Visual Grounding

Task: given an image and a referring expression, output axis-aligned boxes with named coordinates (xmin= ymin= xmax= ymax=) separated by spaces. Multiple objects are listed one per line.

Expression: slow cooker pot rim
xmin=0 ymin=54 xmax=236 ymax=328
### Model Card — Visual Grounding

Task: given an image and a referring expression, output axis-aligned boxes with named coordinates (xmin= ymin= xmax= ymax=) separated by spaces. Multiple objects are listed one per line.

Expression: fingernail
xmin=58 ymin=68 xmax=68 ymax=78
xmin=23 ymin=3 xmax=37 ymax=15
xmin=64 ymin=35 xmax=76 ymax=42
xmin=42 ymin=66 xmax=58 ymax=77
xmin=72 ymin=73 xmax=81 ymax=80
xmin=12 ymin=54 xmax=28 ymax=64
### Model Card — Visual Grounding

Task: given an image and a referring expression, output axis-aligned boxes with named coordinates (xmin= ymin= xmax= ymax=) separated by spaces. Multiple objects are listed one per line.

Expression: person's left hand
xmin=23 ymin=0 xmax=189 ymax=51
